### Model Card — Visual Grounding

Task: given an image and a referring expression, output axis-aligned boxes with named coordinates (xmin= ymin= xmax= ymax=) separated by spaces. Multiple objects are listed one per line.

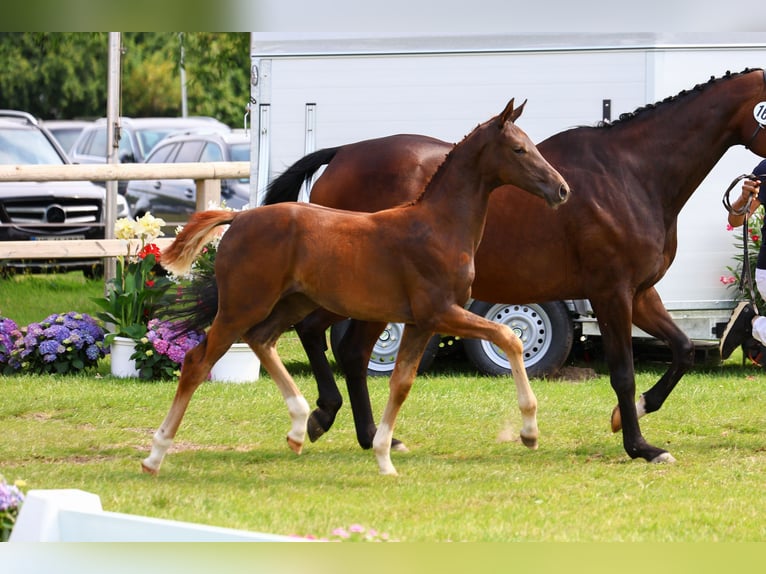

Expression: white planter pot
xmin=210 ymin=343 xmax=260 ymax=383
xmin=110 ymin=336 xmax=139 ymax=378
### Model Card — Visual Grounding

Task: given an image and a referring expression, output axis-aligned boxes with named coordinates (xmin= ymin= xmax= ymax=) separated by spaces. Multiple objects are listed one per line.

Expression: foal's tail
xmin=162 ymin=210 xmax=239 ymax=276
xmin=263 ymin=146 xmax=341 ymax=204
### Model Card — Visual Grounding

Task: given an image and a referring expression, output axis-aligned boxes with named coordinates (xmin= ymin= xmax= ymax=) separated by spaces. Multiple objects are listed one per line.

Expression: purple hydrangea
xmin=5 ymin=312 xmax=107 ymax=374
xmin=0 ymin=317 xmax=19 ymax=364
xmin=132 ymin=319 xmax=205 ymax=380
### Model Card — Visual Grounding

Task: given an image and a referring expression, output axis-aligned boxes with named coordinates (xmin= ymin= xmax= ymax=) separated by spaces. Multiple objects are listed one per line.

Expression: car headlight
xmin=116 ymin=194 xmax=132 ymax=220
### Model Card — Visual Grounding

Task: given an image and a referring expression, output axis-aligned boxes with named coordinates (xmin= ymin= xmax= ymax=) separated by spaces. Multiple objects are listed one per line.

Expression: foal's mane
xmin=398 ymin=119 xmax=490 ymax=208
xmin=595 ymin=67 xmax=762 ymax=129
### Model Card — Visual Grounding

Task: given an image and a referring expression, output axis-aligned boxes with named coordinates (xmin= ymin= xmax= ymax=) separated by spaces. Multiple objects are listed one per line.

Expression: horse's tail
xmin=162 ymin=210 xmax=239 ymax=276
xmin=263 ymin=146 xmax=341 ymax=204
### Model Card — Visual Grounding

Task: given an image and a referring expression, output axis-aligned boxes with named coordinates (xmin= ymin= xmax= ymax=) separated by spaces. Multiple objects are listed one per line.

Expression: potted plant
xmin=130 ymin=318 xmax=205 ymax=380
xmin=93 ymin=213 xmax=175 ymax=377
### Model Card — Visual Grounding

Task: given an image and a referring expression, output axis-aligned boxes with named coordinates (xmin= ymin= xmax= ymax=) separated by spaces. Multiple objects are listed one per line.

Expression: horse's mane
xmin=594 ymin=67 xmax=763 ymax=129
xmin=399 ymin=123 xmax=483 ymax=208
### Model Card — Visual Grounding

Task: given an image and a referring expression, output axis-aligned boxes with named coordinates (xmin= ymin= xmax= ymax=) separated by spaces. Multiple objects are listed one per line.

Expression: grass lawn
xmin=2 ymin=273 xmax=766 ymax=542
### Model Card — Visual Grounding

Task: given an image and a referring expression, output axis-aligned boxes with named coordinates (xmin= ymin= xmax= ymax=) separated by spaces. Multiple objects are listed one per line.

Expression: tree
xmin=0 ymin=33 xmax=250 ymax=127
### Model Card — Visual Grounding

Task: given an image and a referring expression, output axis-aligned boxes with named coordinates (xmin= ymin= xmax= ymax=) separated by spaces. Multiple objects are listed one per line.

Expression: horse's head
xmin=489 ymin=98 xmax=570 ymax=209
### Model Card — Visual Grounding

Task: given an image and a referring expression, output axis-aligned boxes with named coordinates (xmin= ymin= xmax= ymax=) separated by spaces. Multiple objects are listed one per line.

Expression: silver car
xmin=125 ymin=130 xmax=250 ymax=234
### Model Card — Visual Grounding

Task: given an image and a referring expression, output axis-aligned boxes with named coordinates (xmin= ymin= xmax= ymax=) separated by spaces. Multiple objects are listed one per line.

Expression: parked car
xmin=125 ymin=130 xmax=250 ymax=234
xmin=0 ymin=110 xmax=130 ymax=274
xmin=41 ymin=119 xmax=92 ymax=156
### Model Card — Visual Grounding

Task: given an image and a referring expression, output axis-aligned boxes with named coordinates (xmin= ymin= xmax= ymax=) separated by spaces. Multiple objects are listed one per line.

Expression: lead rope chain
xmin=722 ymin=173 xmax=760 ymax=304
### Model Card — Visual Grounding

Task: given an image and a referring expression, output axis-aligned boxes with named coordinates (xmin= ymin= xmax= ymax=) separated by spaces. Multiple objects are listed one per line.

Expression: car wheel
xmin=330 ymin=320 xmax=441 ymax=377
xmin=462 ymin=300 xmax=574 ymax=378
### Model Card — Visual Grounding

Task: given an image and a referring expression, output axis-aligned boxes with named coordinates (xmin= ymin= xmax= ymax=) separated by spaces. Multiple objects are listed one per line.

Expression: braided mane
xmin=596 ymin=67 xmax=762 ymax=128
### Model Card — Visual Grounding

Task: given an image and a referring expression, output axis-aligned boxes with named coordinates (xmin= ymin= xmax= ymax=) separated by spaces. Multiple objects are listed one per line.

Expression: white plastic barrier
xmin=10 ymin=489 xmax=299 ymax=542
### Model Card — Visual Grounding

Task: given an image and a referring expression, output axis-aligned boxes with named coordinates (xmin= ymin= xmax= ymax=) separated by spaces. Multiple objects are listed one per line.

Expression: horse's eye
xmin=514 ymin=147 xmax=526 ymax=155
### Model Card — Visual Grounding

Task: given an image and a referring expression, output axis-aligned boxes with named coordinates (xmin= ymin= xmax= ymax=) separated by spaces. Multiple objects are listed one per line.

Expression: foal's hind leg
xmin=433 ymin=305 xmax=539 ymax=449
xmin=142 ymin=324 xmax=236 ymax=475
xmin=243 ymin=295 xmax=319 ymax=454
xmin=246 ymin=338 xmax=311 ymax=454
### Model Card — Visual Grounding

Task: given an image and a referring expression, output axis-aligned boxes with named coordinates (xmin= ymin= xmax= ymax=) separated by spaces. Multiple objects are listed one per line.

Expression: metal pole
xmin=104 ymin=32 xmax=121 ymax=285
xmin=179 ymin=33 xmax=188 ymax=118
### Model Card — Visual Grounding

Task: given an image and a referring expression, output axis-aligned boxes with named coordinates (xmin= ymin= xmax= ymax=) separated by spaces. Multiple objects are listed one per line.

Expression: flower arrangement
xmin=130 ymin=318 xmax=204 ymax=380
xmin=0 ymin=475 xmax=25 ymax=542
xmin=725 ymin=207 xmax=765 ymax=313
xmin=2 ymin=312 xmax=107 ymax=375
xmin=93 ymin=213 xmax=175 ymax=343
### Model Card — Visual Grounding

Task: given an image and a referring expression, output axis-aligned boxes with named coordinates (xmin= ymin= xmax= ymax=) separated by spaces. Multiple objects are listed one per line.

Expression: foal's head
xmin=482 ymin=98 xmax=570 ymax=208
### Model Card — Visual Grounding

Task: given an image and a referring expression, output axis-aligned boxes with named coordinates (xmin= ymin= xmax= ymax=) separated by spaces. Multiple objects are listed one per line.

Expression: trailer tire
xmin=330 ymin=320 xmax=441 ymax=377
xmin=463 ymin=300 xmax=573 ymax=378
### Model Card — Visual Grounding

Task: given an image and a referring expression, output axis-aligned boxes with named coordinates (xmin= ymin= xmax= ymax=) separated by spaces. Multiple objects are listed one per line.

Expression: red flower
xmin=145 ymin=280 xmax=155 ymax=288
xmin=138 ymin=243 xmax=161 ymax=263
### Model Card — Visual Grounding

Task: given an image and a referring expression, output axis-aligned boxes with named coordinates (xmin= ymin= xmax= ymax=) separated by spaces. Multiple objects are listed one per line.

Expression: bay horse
xmin=141 ymin=99 xmax=570 ymax=476
xmin=264 ymin=68 xmax=766 ymax=464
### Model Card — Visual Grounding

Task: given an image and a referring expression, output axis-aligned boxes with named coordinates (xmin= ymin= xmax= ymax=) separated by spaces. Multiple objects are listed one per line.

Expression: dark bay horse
xmin=264 ymin=68 xmax=766 ymax=464
xmin=141 ymin=99 xmax=570 ymax=476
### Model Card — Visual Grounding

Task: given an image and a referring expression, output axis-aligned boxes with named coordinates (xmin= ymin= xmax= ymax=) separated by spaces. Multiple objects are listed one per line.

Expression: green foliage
xmin=0 ymin=32 xmax=250 ymax=126
xmin=726 ymin=208 xmax=765 ymax=312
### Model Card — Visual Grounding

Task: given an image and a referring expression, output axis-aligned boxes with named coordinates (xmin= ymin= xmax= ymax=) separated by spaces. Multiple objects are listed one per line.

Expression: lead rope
xmin=722 ymin=173 xmax=760 ymax=305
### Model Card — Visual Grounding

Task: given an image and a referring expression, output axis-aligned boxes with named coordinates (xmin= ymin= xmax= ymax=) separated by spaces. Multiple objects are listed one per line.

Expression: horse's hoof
xmin=391 ymin=439 xmax=409 ymax=453
xmin=286 ymin=436 xmax=303 ymax=455
xmin=306 ymin=415 xmax=326 ymax=443
xmin=521 ymin=435 xmax=539 ymax=450
xmin=141 ymin=461 xmax=158 ymax=476
xmin=650 ymin=452 xmax=676 ymax=464
xmin=610 ymin=404 xmax=622 ymax=433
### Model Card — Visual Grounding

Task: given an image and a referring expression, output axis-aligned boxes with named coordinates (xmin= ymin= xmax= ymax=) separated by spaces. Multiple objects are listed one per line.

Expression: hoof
xmin=391 ymin=439 xmax=409 ymax=453
xmin=141 ymin=461 xmax=158 ymax=476
xmin=286 ymin=436 xmax=303 ymax=455
xmin=306 ymin=414 xmax=326 ymax=443
xmin=650 ymin=452 xmax=677 ymax=464
xmin=521 ymin=435 xmax=539 ymax=450
xmin=610 ymin=404 xmax=622 ymax=433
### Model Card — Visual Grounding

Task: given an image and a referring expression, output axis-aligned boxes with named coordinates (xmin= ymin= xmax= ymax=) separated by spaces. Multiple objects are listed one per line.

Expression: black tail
xmin=263 ymin=146 xmax=342 ymax=204
xmin=162 ymin=273 xmax=219 ymax=336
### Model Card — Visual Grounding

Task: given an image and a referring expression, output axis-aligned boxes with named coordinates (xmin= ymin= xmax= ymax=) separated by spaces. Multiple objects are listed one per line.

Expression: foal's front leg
xmin=435 ymin=305 xmax=539 ymax=449
xmin=372 ymin=327 xmax=432 ymax=475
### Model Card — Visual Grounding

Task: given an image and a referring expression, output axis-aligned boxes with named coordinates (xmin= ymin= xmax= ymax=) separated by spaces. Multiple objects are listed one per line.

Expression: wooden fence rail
xmin=0 ymin=162 xmax=249 ymax=259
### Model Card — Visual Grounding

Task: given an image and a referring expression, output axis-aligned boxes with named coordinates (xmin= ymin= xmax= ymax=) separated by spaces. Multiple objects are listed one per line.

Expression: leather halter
xmin=745 ymin=69 xmax=766 ymax=150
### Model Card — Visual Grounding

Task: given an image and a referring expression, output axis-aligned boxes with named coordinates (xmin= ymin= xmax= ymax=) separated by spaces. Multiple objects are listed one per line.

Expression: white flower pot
xmin=210 ymin=343 xmax=260 ymax=383
xmin=110 ymin=336 xmax=139 ymax=378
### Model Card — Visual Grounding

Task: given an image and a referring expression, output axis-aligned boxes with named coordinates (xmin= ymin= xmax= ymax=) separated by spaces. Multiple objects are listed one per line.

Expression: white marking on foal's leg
xmin=285 ymin=396 xmax=310 ymax=454
xmin=373 ymin=422 xmax=397 ymax=475
xmin=141 ymin=431 xmax=174 ymax=475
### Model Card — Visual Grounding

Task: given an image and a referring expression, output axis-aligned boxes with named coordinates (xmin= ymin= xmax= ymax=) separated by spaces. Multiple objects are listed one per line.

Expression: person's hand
xmin=741 ymin=178 xmax=761 ymax=202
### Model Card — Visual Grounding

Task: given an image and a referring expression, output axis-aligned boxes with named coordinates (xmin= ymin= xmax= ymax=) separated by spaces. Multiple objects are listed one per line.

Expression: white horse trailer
xmin=248 ymin=33 xmax=766 ymax=375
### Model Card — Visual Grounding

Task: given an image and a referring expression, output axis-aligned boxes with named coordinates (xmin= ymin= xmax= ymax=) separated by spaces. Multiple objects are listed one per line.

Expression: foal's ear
xmin=499 ymin=98 xmax=527 ymax=125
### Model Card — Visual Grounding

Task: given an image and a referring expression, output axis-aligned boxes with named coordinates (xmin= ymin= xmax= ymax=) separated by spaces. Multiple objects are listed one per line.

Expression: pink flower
xmin=720 ymin=275 xmax=737 ymax=286
xmin=726 ymin=224 xmax=734 ymax=231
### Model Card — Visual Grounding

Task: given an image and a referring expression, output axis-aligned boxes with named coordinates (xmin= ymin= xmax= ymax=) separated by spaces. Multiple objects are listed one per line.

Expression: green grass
xmin=0 ymin=271 xmax=103 ymax=325
xmin=3 ymin=273 xmax=766 ymax=541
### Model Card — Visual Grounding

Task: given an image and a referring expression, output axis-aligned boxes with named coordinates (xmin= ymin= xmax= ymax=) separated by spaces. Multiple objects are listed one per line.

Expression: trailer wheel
xmin=463 ymin=300 xmax=573 ymax=378
xmin=330 ymin=320 xmax=441 ymax=377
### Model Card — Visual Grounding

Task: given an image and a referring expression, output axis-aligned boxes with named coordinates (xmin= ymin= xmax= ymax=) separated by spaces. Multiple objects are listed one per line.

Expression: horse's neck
xmin=595 ymin=83 xmax=749 ymax=213
xmin=414 ymin=146 xmax=493 ymax=244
